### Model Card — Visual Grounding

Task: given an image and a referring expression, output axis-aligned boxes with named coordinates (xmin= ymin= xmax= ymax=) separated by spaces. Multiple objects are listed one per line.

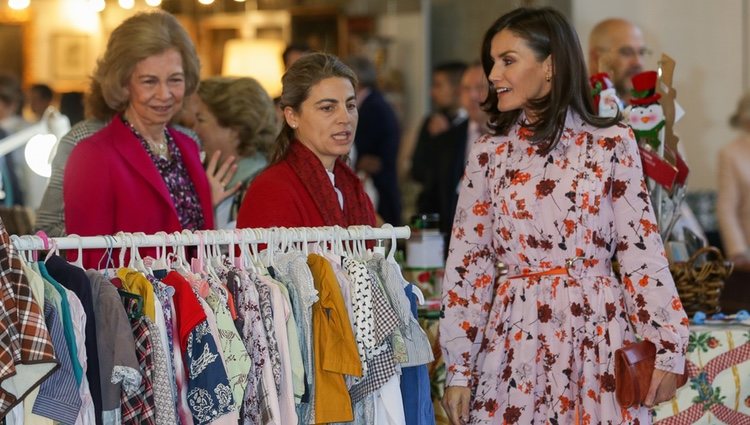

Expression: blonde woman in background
xmin=718 ymin=92 xmax=750 ymax=270
xmin=193 ymin=76 xmax=277 ymax=229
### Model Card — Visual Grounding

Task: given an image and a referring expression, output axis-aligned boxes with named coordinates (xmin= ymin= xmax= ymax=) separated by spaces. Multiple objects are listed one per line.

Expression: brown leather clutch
xmin=614 ymin=340 xmax=689 ymax=408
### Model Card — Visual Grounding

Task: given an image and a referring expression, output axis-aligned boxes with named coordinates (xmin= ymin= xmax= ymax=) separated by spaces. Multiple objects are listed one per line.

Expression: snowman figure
xmin=589 ymin=72 xmax=622 ymax=118
xmin=625 ymin=71 xmax=665 ymax=151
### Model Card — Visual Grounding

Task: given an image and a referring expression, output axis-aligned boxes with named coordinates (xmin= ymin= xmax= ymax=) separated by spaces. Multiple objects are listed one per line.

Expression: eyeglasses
xmin=611 ymin=46 xmax=652 ymax=60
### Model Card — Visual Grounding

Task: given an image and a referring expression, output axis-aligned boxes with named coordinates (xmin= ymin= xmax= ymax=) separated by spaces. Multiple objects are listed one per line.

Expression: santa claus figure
xmin=589 ymin=72 xmax=621 ymax=117
xmin=626 ymin=70 xmax=665 ymax=151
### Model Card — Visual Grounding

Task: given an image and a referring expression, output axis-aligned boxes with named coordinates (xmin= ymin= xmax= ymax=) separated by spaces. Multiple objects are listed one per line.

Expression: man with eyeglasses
xmin=588 ymin=17 xmax=710 ymax=254
xmin=588 ymin=18 xmax=650 ymax=104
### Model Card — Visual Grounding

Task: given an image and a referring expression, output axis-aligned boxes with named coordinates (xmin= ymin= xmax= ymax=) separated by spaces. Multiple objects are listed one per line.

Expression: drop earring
xmin=546 ymin=74 xmax=551 ymax=82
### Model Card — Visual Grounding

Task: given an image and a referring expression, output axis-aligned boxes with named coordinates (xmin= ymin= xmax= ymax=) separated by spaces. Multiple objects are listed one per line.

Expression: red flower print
xmin=598 ymin=136 xmax=617 ymax=150
xmin=605 ymin=302 xmax=616 ymax=321
xmin=570 ymin=303 xmax=583 ymax=317
xmin=447 ymin=290 xmax=468 ymax=308
xmin=500 ymin=227 xmax=511 ymax=241
xmin=536 ymin=179 xmax=556 ymax=198
xmin=660 ymin=339 xmax=676 ymax=352
xmin=640 ymin=219 xmax=659 ymax=236
xmin=638 ymin=275 xmax=650 ymax=287
xmin=616 ymin=241 xmax=629 ymax=252
xmin=475 ymin=223 xmax=485 ymax=237
xmin=484 ymin=399 xmax=499 ymax=416
xmin=637 ymin=308 xmax=650 ymax=323
xmin=503 ymin=405 xmax=522 ymax=423
xmin=518 ymin=126 xmax=534 ymax=140
xmin=707 ymin=337 xmax=719 ymax=349
xmin=474 ymin=274 xmax=491 ymax=288
xmin=563 ymin=219 xmax=576 ymax=237
xmin=538 ymin=303 xmax=553 ymax=322
xmin=622 ymin=275 xmax=634 ymax=293
xmin=502 ymin=364 xmax=513 ymax=381
xmin=559 ymin=395 xmax=572 ymax=413
xmin=611 ymin=179 xmax=627 ymax=199
xmin=511 ymin=171 xmax=531 ymax=186
xmin=671 ymin=298 xmax=683 ymax=311
xmin=478 ymin=152 xmax=489 ymax=167
xmin=472 ymin=201 xmax=491 ymax=216
xmin=600 ymin=371 xmax=616 ymax=392
xmin=461 ymin=321 xmax=478 ymax=341
xmin=592 ymin=231 xmax=607 ymax=248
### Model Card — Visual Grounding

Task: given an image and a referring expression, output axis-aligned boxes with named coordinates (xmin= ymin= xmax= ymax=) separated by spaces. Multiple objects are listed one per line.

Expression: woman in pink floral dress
xmin=439 ymin=7 xmax=689 ymax=425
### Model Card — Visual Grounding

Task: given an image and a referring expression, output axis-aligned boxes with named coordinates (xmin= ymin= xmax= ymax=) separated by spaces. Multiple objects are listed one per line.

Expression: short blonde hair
xmin=196 ymin=77 xmax=277 ymax=157
xmin=86 ymin=11 xmax=200 ymax=119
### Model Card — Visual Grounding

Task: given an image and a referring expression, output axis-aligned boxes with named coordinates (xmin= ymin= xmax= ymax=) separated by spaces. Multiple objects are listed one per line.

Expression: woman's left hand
xmin=206 ymin=151 xmax=241 ymax=207
xmin=644 ymin=368 xmax=681 ymax=407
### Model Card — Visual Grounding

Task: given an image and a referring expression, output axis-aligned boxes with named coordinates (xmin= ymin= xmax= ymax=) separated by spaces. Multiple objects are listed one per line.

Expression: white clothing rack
xmin=10 ymin=225 xmax=411 ymax=251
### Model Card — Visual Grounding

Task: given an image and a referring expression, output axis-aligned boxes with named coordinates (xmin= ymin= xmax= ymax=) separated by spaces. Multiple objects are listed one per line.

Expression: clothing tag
xmin=639 ymin=146 xmax=678 ymax=190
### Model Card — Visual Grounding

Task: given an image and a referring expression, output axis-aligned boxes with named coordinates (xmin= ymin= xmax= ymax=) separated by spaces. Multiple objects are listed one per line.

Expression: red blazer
xmin=64 ymin=117 xmax=214 ymax=267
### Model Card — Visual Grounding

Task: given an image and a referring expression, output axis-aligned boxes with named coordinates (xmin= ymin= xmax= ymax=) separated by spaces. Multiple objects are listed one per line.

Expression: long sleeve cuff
xmin=655 ymin=351 xmax=686 ymax=375
xmin=445 ymin=364 xmax=471 ymax=387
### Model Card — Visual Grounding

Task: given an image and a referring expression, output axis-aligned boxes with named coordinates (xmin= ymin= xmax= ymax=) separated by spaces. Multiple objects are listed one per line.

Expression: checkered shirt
xmin=0 ymin=219 xmax=58 ymax=415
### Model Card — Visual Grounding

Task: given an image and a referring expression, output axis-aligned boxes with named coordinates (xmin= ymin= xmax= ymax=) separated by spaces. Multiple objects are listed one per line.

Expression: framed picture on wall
xmin=51 ymin=33 xmax=89 ymax=80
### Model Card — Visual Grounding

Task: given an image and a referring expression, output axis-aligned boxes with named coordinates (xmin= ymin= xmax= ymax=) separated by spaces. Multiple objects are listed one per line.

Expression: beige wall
xmin=25 ymin=0 xmax=151 ymax=91
xmin=574 ymin=0 xmax=746 ymax=191
xmin=25 ymin=0 xmax=151 ymax=92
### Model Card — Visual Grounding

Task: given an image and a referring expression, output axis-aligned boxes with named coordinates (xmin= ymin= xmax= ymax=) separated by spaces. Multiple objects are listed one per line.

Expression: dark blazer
xmin=64 ymin=116 xmax=214 ymax=267
xmin=418 ymin=119 xmax=470 ymax=237
xmin=355 ymin=89 xmax=402 ymax=225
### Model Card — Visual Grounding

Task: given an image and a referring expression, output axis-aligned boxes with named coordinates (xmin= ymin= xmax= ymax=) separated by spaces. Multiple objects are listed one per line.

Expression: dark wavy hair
xmin=481 ymin=7 xmax=620 ymax=154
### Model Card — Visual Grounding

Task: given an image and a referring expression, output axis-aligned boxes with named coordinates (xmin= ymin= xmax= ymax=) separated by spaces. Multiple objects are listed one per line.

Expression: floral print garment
xmin=439 ymin=111 xmax=690 ymax=424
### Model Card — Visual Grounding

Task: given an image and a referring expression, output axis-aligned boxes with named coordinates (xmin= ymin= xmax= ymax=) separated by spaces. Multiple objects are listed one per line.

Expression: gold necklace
xmin=149 ymin=140 xmax=168 ymax=157
xmin=145 ymin=134 xmax=168 ymax=158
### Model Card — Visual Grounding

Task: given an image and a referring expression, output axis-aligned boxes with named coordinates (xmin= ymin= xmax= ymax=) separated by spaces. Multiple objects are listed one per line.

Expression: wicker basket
xmin=669 ymin=246 xmax=733 ymax=316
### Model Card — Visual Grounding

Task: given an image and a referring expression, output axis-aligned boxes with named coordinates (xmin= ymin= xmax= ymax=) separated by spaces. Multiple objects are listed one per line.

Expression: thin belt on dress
xmin=497 ymin=256 xmax=613 ymax=279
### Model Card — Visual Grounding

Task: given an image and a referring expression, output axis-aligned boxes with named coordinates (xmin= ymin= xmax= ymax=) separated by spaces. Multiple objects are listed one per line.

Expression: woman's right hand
xmin=206 ymin=151 xmax=240 ymax=207
xmin=442 ymin=385 xmax=471 ymax=425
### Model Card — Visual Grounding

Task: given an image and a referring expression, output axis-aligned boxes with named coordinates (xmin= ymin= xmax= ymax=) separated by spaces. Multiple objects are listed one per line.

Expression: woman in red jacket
xmin=237 ymin=53 xmax=376 ymax=228
xmin=64 ymin=12 xmax=214 ymax=267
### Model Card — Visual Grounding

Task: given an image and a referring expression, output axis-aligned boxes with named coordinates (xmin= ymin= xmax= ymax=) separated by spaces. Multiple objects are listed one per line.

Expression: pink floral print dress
xmin=440 ymin=111 xmax=690 ymax=424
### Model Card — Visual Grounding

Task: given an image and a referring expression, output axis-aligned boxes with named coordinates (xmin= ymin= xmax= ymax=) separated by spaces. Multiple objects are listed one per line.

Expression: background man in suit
xmin=411 ymin=61 xmax=467 ymax=186
xmin=418 ymin=62 xmax=488 ymax=242
xmin=347 ymin=56 xmax=402 ymax=225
